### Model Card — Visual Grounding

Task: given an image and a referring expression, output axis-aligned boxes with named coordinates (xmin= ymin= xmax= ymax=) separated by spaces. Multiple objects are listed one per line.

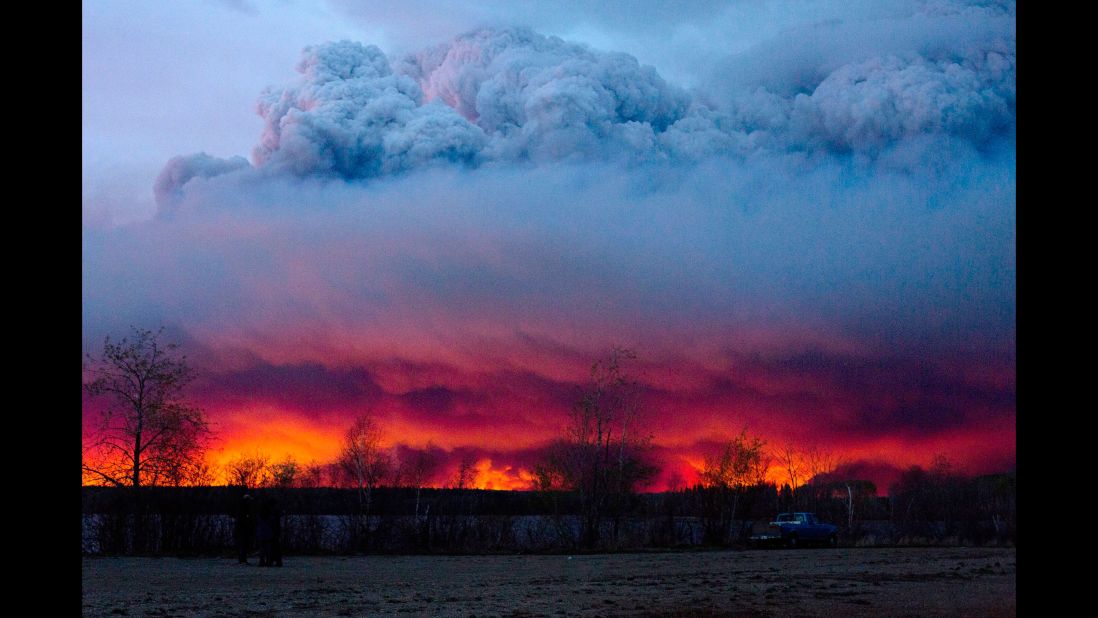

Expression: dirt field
xmin=82 ymin=547 xmax=1015 ymax=617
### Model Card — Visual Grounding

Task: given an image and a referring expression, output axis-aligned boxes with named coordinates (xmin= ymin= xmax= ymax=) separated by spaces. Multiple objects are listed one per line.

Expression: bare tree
xmin=700 ymin=429 xmax=769 ymax=542
xmin=799 ymin=445 xmax=834 ymax=511
xmin=702 ymin=430 xmax=770 ymax=489
xmin=776 ymin=443 xmax=803 ymax=509
xmin=539 ymin=347 xmax=656 ymax=549
xmin=532 ymin=448 xmax=567 ymax=492
xmin=83 ymin=327 xmax=210 ymax=488
xmin=804 ymin=446 xmax=840 ymax=486
xmin=339 ymin=414 xmax=391 ymax=493
xmin=224 ymin=451 xmax=271 ymax=488
xmin=452 ymin=453 xmax=478 ymax=490
xmin=267 ymin=455 xmax=300 ymax=488
xmin=401 ymin=442 xmax=440 ymax=520
xmin=297 ymin=460 xmax=326 ymax=488
xmin=338 ymin=412 xmax=391 ymax=549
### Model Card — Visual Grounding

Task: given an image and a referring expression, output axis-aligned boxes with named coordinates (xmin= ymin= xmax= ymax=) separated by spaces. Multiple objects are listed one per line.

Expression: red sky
xmin=127 ymin=330 xmax=1013 ymax=493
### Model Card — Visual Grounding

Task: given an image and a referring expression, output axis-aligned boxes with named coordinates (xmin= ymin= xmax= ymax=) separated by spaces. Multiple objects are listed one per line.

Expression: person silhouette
xmin=257 ymin=497 xmax=274 ymax=566
xmin=269 ymin=497 xmax=283 ymax=567
xmin=234 ymin=494 xmax=255 ymax=564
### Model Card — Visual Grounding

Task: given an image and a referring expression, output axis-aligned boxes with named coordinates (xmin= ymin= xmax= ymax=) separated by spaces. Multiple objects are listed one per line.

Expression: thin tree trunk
xmin=846 ymin=483 xmax=854 ymax=529
xmin=729 ymin=491 xmax=740 ymax=543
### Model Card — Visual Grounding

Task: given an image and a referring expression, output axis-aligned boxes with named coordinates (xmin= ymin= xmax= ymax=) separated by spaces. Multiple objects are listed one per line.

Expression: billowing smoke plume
xmin=251 ymin=40 xmax=485 ymax=180
xmin=155 ymin=3 xmax=1014 ymax=211
xmin=396 ymin=27 xmax=691 ymax=161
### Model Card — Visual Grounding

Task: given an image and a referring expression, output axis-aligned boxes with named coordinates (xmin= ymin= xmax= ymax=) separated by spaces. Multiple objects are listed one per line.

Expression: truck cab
xmin=750 ymin=512 xmax=838 ymax=548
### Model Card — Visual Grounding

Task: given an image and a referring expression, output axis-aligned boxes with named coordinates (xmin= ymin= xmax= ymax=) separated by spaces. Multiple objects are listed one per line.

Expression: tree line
xmin=81 ymin=467 xmax=1015 ymax=555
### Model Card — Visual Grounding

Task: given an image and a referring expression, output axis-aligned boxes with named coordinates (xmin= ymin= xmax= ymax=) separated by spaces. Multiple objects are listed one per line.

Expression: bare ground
xmin=82 ymin=547 xmax=1015 ymax=617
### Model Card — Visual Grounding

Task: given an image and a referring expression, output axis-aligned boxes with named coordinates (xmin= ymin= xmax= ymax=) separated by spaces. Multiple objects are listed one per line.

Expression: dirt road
xmin=82 ymin=547 xmax=1015 ymax=616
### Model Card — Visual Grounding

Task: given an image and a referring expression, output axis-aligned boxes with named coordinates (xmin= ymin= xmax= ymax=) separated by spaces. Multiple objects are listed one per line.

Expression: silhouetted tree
xmin=338 ymin=412 xmax=391 ymax=550
xmin=452 ymin=453 xmax=478 ymax=490
xmin=297 ymin=460 xmax=326 ymax=488
xmin=803 ymin=446 xmax=841 ymax=511
xmin=804 ymin=446 xmax=839 ymax=485
xmin=83 ymin=327 xmax=210 ymax=489
xmin=889 ymin=457 xmax=965 ymax=538
xmin=699 ymin=429 xmax=768 ymax=543
xmin=532 ymin=451 xmax=568 ymax=492
xmin=224 ymin=451 xmax=271 ymax=489
xmin=776 ymin=443 xmax=803 ymax=509
xmin=267 ymin=455 xmax=300 ymax=488
xmin=539 ymin=347 xmax=657 ymax=548
xmin=401 ymin=442 xmax=440 ymax=520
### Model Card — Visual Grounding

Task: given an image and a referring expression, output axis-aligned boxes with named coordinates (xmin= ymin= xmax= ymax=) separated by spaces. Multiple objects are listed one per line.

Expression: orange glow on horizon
xmin=471 ymin=458 xmax=536 ymax=491
xmin=189 ymin=423 xmax=1015 ymax=492
xmin=85 ymin=398 xmax=1013 ymax=494
xmin=204 ymin=407 xmax=345 ymax=484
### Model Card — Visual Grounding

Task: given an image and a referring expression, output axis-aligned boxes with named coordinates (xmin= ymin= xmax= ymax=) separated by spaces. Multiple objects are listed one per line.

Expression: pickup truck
xmin=749 ymin=512 xmax=838 ymax=548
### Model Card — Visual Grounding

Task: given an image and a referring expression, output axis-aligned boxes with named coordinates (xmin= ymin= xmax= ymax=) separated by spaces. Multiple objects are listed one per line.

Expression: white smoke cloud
xmin=396 ymin=27 xmax=691 ymax=161
xmin=251 ymin=40 xmax=484 ymax=180
xmin=705 ymin=4 xmax=1014 ymax=153
xmin=153 ymin=2 xmax=1013 ymax=207
xmin=789 ymin=51 xmax=1014 ymax=153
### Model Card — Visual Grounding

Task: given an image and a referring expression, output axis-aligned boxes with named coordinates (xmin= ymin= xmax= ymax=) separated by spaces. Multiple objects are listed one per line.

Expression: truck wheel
xmin=787 ymin=535 xmax=797 ymax=549
xmin=828 ymin=534 xmax=838 ymax=548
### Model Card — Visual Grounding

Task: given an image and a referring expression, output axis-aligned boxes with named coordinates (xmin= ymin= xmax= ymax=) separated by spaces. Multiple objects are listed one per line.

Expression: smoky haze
xmin=84 ymin=0 xmax=1015 ymax=490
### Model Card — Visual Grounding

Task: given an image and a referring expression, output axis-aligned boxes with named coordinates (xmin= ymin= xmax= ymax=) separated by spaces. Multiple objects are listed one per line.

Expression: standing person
xmin=270 ymin=497 xmax=283 ymax=567
xmin=257 ymin=497 xmax=274 ymax=567
xmin=234 ymin=494 xmax=255 ymax=564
